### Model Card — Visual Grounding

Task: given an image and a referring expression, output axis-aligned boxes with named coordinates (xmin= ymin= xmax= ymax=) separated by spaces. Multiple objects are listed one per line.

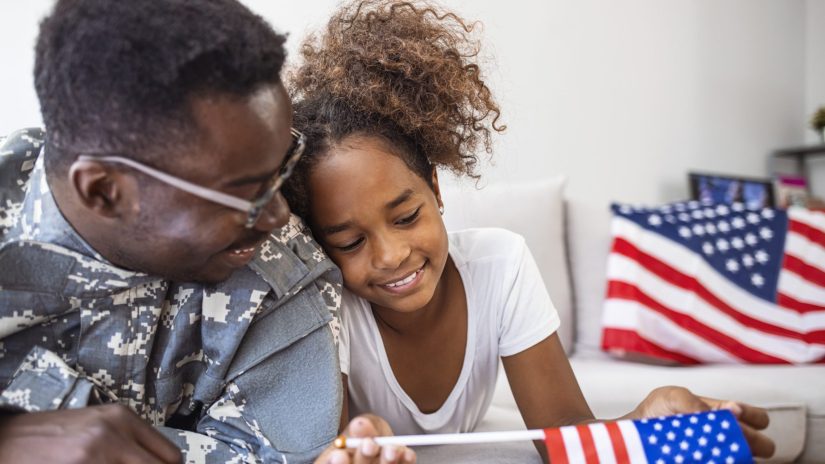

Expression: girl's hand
xmin=630 ymin=386 xmax=775 ymax=458
xmin=315 ymin=414 xmax=416 ymax=464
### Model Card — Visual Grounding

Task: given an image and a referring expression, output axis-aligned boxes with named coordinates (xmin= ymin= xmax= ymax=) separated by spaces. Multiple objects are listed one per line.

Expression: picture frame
xmin=688 ymin=172 xmax=775 ymax=209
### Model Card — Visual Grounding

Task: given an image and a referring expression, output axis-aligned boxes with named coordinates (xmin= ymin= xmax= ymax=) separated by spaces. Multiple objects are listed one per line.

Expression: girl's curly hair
xmin=284 ymin=0 xmax=504 ymax=219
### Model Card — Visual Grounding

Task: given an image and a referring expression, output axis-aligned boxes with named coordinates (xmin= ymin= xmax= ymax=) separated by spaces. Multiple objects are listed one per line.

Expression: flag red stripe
xmin=601 ymin=327 xmax=701 ymax=364
xmin=611 ymin=238 xmax=695 ymax=290
xmin=694 ymin=284 xmax=825 ymax=344
xmin=783 ymin=254 xmax=825 ymax=288
xmin=576 ymin=424 xmax=600 ymax=464
xmin=607 ymin=280 xmax=788 ymax=363
xmin=611 ymin=237 xmax=825 ymax=345
xmin=605 ymin=422 xmax=631 ymax=464
xmin=544 ymin=427 xmax=569 ymax=464
xmin=789 ymin=218 xmax=825 ymax=248
xmin=777 ymin=292 xmax=825 ymax=314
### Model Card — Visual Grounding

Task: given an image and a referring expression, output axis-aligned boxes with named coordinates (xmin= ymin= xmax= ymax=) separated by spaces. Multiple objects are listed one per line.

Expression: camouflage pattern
xmin=0 ymin=129 xmax=343 ymax=463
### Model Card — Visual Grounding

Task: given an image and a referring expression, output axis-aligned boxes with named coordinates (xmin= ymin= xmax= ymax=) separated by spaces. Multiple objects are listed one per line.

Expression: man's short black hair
xmin=35 ymin=0 xmax=287 ymax=174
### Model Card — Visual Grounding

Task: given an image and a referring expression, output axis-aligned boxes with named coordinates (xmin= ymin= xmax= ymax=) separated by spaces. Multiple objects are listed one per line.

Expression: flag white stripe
xmin=618 ymin=420 xmax=648 ymax=464
xmin=778 ymin=270 xmax=825 ymax=307
xmin=602 ymin=298 xmax=642 ymax=330
xmin=781 ymin=226 xmax=825 ymax=308
xmin=602 ymin=299 xmax=740 ymax=362
xmin=785 ymin=233 xmax=825 ymax=272
xmin=609 ymin=252 xmax=825 ymax=338
xmin=560 ymin=425 xmax=586 ymax=463
xmin=613 ymin=217 xmax=825 ymax=329
xmin=782 ymin=231 xmax=825 ymax=308
xmin=590 ymin=422 xmax=618 ymax=464
xmin=607 ymin=254 xmax=825 ymax=361
xmin=789 ymin=207 xmax=825 ymax=232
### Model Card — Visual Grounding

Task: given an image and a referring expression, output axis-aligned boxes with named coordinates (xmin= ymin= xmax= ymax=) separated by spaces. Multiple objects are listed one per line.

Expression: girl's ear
xmin=430 ymin=167 xmax=444 ymax=212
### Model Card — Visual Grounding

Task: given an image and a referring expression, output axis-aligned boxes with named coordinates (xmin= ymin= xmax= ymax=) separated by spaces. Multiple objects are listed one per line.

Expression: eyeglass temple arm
xmin=76 ymin=155 xmax=253 ymax=213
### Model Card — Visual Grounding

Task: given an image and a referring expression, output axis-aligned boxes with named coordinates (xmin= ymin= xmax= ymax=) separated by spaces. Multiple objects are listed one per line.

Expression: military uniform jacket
xmin=0 ymin=129 xmax=343 ymax=463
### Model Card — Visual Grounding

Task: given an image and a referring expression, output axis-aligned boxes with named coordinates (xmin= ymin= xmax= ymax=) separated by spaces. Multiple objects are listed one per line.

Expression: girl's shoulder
xmin=447 ymin=227 xmax=528 ymax=265
xmin=340 ymin=288 xmax=372 ymax=315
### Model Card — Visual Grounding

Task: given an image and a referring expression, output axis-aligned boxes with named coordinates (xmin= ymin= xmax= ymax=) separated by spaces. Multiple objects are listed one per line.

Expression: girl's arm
xmin=502 ymin=332 xmax=595 ymax=462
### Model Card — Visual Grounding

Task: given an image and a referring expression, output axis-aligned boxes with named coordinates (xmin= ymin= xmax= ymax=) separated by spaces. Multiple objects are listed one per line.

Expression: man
xmin=0 ymin=1 xmax=413 ymax=463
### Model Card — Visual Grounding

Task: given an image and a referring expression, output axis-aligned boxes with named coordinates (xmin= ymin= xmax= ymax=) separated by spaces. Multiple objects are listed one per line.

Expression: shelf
xmin=771 ymin=144 xmax=825 ymax=196
xmin=773 ymin=144 xmax=825 ymax=158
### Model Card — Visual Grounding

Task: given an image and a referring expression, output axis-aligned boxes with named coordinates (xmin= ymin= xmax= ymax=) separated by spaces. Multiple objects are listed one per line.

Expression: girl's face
xmin=307 ymin=135 xmax=449 ymax=313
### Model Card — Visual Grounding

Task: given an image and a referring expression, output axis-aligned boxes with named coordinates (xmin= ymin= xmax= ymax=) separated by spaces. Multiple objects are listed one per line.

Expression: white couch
xmin=427 ymin=176 xmax=825 ymax=463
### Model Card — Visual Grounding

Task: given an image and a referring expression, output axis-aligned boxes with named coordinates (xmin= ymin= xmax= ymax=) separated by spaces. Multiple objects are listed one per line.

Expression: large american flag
xmin=544 ymin=410 xmax=752 ymax=464
xmin=601 ymin=201 xmax=825 ymax=364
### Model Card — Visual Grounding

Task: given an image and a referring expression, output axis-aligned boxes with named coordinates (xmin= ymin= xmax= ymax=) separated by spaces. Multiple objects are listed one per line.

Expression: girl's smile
xmin=375 ymin=261 xmax=427 ymax=294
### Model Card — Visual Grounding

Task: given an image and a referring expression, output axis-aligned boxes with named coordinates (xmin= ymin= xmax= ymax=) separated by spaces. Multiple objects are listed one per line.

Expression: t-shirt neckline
xmin=366 ymin=240 xmax=476 ymax=430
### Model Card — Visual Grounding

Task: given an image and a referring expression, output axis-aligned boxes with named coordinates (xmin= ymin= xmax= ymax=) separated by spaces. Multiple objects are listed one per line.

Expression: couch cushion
xmin=566 ymin=198 xmax=615 ymax=357
xmin=440 ymin=176 xmax=573 ymax=350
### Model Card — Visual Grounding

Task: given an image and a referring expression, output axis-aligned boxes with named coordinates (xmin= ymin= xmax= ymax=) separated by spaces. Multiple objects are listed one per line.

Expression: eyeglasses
xmin=76 ymin=128 xmax=306 ymax=228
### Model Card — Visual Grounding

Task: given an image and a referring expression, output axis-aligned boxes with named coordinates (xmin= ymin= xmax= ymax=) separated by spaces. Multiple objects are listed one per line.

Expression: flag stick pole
xmin=334 ymin=430 xmax=546 ymax=449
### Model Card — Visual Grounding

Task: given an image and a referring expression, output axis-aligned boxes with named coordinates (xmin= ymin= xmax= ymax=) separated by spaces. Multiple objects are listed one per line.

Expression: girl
xmin=284 ymin=0 xmax=773 ymax=459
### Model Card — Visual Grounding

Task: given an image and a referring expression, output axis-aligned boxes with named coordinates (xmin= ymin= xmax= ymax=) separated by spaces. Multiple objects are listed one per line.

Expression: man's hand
xmin=0 ymin=404 xmax=182 ymax=464
xmin=315 ymin=414 xmax=416 ymax=464
xmin=631 ymin=386 xmax=775 ymax=458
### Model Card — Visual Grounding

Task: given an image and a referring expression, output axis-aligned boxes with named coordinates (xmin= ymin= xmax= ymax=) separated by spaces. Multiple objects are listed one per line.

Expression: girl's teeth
xmin=386 ymin=270 xmax=418 ymax=288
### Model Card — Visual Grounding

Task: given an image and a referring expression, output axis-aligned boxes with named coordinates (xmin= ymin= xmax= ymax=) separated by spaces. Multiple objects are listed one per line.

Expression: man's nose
xmin=253 ymin=192 xmax=291 ymax=231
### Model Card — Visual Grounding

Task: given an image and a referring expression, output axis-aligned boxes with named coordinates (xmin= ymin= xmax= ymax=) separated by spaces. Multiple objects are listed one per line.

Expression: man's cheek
xmin=158 ymin=210 xmax=227 ymax=243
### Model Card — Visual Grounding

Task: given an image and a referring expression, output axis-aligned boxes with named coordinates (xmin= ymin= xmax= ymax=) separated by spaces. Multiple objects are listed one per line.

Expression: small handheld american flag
xmin=545 ymin=410 xmax=751 ymax=464
xmin=336 ymin=410 xmax=752 ymax=464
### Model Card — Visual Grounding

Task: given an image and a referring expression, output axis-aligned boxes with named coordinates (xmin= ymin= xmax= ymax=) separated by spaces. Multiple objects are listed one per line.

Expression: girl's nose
xmin=372 ymin=233 xmax=410 ymax=270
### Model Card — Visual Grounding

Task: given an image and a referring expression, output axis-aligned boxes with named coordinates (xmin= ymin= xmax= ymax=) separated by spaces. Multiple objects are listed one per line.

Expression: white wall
xmin=806 ymin=0 xmax=825 ymax=143
xmin=0 ymin=0 xmax=54 ymax=133
xmin=805 ymin=0 xmax=825 ymax=197
xmin=1 ymin=0 xmax=820 ymax=207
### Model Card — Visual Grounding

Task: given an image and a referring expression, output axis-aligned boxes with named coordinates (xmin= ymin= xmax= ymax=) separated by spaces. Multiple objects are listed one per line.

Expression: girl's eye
xmin=336 ymin=237 xmax=364 ymax=252
xmin=396 ymin=207 xmax=421 ymax=226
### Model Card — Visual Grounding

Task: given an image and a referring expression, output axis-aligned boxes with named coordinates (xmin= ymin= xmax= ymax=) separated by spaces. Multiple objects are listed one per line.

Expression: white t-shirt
xmin=338 ymin=228 xmax=561 ymax=435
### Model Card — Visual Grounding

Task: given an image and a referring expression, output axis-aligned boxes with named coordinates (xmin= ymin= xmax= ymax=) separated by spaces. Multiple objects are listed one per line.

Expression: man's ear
xmin=430 ymin=167 xmax=444 ymax=211
xmin=68 ymin=159 xmax=136 ymax=219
